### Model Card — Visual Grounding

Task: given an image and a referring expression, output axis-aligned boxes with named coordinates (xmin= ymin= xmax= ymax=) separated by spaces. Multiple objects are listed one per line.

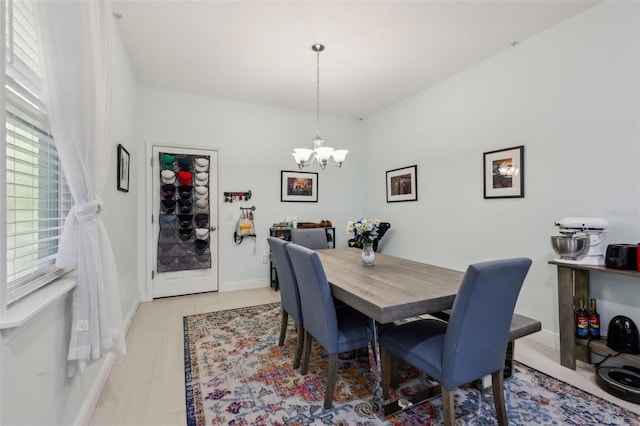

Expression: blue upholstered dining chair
xmin=290 ymin=228 xmax=328 ymax=250
xmin=285 ymin=243 xmax=375 ymax=409
xmin=267 ymin=237 xmax=305 ymax=369
xmin=380 ymin=257 xmax=532 ymax=426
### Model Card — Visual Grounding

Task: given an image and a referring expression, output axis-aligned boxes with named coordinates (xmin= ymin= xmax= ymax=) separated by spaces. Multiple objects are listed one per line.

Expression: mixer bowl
xmin=551 ymin=235 xmax=589 ymax=260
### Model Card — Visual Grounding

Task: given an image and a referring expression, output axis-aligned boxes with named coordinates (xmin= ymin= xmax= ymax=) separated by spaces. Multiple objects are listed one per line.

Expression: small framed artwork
xmin=117 ymin=144 xmax=130 ymax=192
xmin=483 ymin=145 xmax=524 ymax=199
xmin=281 ymin=170 xmax=318 ymax=202
xmin=386 ymin=165 xmax=418 ymax=202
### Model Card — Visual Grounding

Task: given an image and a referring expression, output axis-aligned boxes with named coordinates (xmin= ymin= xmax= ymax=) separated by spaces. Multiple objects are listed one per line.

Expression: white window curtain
xmin=36 ymin=1 xmax=125 ymax=376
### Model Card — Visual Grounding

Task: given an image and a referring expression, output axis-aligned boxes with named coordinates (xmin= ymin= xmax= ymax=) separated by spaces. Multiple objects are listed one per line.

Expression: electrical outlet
xmin=227 ymin=212 xmax=234 ymax=221
xmin=262 ymin=255 xmax=269 ymax=264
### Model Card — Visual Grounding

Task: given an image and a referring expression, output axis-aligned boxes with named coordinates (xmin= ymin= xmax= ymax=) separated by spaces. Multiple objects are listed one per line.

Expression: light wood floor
xmin=89 ymin=288 xmax=639 ymax=425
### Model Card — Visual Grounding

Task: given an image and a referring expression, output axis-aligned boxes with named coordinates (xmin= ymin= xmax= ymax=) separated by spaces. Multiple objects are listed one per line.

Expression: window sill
xmin=0 ymin=273 xmax=77 ymax=330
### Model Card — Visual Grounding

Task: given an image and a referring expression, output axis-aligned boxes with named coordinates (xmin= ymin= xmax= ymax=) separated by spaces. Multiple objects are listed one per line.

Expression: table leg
xmin=377 ymin=318 xmax=442 ymax=417
xmin=371 ymin=319 xmax=382 ymax=397
xmin=504 ymin=341 xmax=514 ymax=379
xmin=383 ymin=387 xmax=442 ymax=416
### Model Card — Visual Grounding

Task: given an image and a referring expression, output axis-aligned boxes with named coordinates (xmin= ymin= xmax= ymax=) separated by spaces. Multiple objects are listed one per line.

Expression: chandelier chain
xmin=316 ymin=47 xmax=321 ymax=138
xmin=291 ymin=43 xmax=347 ymax=169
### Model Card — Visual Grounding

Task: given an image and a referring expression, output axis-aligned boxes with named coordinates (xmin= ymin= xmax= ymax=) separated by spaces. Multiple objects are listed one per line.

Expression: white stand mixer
xmin=552 ymin=217 xmax=608 ymax=265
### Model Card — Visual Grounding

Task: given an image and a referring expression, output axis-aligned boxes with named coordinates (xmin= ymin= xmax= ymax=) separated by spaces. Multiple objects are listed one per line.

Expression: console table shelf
xmin=575 ymin=338 xmax=640 ymax=365
xmin=549 ymin=260 xmax=640 ymax=370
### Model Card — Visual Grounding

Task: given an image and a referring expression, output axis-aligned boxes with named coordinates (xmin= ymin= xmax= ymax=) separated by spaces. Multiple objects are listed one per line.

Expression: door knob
xmin=210 ymin=226 xmax=217 ymax=232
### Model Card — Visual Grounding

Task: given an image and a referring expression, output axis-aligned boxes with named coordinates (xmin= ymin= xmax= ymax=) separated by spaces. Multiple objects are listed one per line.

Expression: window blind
xmin=4 ymin=0 xmax=72 ymax=305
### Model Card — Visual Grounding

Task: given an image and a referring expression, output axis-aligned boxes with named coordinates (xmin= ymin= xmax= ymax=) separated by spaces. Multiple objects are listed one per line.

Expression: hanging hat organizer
xmin=157 ymin=152 xmax=212 ymax=272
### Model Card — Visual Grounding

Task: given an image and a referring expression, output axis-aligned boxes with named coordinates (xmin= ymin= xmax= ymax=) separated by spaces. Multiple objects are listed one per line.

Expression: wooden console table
xmin=549 ymin=260 xmax=640 ymax=369
xmin=269 ymin=227 xmax=335 ymax=290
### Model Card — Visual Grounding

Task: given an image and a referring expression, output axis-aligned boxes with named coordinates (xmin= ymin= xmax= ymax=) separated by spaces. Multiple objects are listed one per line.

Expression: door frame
xmin=143 ymin=140 xmax=220 ymax=301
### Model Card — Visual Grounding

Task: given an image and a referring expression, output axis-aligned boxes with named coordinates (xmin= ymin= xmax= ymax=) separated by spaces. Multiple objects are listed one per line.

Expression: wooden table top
xmin=316 ymin=248 xmax=464 ymax=324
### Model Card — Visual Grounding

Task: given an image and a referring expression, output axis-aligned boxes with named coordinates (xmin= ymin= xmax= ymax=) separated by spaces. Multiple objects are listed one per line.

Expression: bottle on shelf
xmin=575 ymin=296 xmax=589 ymax=339
xmin=588 ymin=297 xmax=600 ymax=339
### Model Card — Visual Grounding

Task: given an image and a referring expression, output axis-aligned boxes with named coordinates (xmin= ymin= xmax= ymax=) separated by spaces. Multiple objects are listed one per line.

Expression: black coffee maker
xmin=607 ymin=315 xmax=640 ymax=354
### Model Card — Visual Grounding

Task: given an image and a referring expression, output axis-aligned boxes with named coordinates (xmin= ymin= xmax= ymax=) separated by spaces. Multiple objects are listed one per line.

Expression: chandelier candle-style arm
xmin=291 ymin=43 xmax=348 ymax=170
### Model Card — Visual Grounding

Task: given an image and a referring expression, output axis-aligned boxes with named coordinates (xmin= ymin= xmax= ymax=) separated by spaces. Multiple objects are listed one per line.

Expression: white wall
xmin=102 ymin=17 xmax=140 ymax=322
xmin=363 ymin=1 xmax=640 ymax=334
xmin=135 ymin=89 xmax=365 ymax=292
xmin=0 ymin=20 xmax=139 ymax=426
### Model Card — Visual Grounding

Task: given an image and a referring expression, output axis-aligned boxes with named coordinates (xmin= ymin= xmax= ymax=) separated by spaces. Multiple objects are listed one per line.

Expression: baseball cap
xmin=176 ymin=171 xmax=193 ymax=186
xmin=161 ymin=170 xmax=176 ymax=184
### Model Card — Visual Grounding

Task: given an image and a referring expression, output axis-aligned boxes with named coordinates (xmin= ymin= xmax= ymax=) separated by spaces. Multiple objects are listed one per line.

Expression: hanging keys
xmin=224 ymin=190 xmax=253 ymax=203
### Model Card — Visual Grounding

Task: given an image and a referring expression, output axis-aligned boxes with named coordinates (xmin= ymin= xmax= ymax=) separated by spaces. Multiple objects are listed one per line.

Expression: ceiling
xmin=111 ymin=1 xmax=598 ymax=119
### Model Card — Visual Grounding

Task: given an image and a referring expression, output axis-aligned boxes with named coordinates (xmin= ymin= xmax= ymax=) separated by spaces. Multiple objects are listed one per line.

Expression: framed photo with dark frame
xmin=117 ymin=144 xmax=130 ymax=192
xmin=280 ymin=170 xmax=318 ymax=202
xmin=386 ymin=165 xmax=418 ymax=202
xmin=483 ymin=145 xmax=524 ymax=199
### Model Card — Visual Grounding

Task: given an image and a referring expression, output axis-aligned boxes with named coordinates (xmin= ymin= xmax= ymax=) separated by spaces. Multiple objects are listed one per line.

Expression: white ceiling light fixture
xmin=292 ymin=44 xmax=348 ymax=170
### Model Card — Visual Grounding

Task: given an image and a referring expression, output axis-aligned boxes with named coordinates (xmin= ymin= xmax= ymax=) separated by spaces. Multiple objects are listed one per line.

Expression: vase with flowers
xmin=346 ymin=218 xmax=380 ymax=266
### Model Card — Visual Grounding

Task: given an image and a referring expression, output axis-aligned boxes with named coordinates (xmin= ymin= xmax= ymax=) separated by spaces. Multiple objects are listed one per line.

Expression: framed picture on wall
xmin=483 ymin=145 xmax=524 ymax=199
xmin=280 ymin=170 xmax=318 ymax=203
xmin=117 ymin=144 xmax=130 ymax=192
xmin=280 ymin=170 xmax=318 ymax=202
xmin=386 ymin=165 xmax=418 ymax=202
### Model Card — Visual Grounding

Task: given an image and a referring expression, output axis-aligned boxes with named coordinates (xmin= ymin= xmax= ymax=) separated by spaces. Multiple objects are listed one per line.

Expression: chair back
xmin=267 ymin=237 xmax=303 ymax=325
xmin=377 ymin=222 xmax=391 ymax=239
xmin=290 ymin=228 xmax=328 ymax=250
xmin=441 ymin=257 xmax=531 ymax=389
xmin=348 ymin=222 xmax=391 ymax=252
xmin=285 ymin=243 xmax=339 ymax=350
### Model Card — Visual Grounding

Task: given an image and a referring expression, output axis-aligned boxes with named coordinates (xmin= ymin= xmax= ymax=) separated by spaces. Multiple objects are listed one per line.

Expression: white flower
xmin=347 ymin=218 xmax=381 ymax=245
xmin=346 ymin=221 xmax=355 ymax=233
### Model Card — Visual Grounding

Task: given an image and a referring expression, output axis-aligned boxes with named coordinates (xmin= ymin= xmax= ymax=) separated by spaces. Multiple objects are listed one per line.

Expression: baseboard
xmin=520 ymin=328 xmax=560 ymax=353
xmin=221 ymin=278 xmax=270 ymax=292
xmin=73 ymin=297 xmax=140 ymax=426
xmin=122 ymin=298 xmax=140 ymax=335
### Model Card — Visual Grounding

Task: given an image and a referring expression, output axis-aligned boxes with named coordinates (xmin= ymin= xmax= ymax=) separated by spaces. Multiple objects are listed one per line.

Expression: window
xmin=2 ymin=0 xmax=72 ymax=306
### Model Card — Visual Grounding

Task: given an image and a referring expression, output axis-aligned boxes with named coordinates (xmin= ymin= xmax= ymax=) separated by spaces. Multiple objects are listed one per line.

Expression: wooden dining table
xmin=316 ymin=248 xmax=465 ymax=323
xmin=316 ymin=248 xmax=465 ymax=414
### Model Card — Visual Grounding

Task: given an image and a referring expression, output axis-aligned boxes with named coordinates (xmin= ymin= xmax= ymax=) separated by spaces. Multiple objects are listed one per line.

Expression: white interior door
xmin=149 ymin=144 xmax=218 ymax=298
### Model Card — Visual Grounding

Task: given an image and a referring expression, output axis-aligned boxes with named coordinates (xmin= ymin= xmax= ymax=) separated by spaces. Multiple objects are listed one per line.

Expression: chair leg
xmin=442 ymin=386 xmax=455 ymax=426
xmin=324 ymin=353 xmax=338 ymax=409
xmin=380 ymin=346 xmax=399 ymax=399
xmin=300 ymin=330 xmax=313 ymax=375
xmin=492 ymin=369 xmax=508 ymax=426
xmin=293 ymin=323 xmax=304 ymax=369
xmin=278 ymin=310 xmax=289 ymax=346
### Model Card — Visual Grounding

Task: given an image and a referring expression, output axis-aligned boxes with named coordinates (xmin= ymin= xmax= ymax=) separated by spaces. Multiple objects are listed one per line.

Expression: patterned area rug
xmin=184 ymin=303 xmax=639 ymax=425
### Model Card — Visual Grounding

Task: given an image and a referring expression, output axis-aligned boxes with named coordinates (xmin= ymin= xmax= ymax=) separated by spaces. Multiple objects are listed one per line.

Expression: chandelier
xmin=292 ymin=44 xmax=348 ymax=170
